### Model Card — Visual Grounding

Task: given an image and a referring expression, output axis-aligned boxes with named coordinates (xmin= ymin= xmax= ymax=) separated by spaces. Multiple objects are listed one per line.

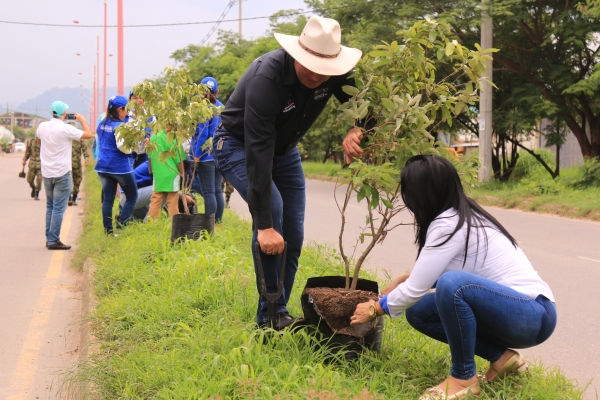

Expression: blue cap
xmin=201 ymin=77 xmax=218 ymax=94
xmin=51 ymin=101 xmax=69 ymax=117
xmin=108 ymin=95 xmax=128 ymax=109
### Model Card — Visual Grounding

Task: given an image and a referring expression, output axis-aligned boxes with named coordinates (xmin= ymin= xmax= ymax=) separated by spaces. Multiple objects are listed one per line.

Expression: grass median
xmin=301 ymin=159 xmax=600 ymax=222
xmin=72 ymin=164 xmax=584 ymax=399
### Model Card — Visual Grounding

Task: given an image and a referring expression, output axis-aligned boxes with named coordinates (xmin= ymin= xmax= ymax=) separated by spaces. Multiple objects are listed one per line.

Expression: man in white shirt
xmin=37 ymin=101 xmax=95 ymax=250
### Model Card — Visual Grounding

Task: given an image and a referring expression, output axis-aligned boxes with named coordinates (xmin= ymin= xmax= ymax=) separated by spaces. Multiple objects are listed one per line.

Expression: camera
xmin=66 ymin=113 xmax=77 ymax=120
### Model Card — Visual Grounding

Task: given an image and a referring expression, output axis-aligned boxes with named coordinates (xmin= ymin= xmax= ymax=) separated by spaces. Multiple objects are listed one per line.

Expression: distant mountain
xmin=16 ymin=86 xmax=131 ymax=120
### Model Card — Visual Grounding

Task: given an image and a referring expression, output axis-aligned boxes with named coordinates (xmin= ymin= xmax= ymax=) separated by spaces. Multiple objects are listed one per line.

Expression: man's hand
xmin=193 ymin=157 xmax=200 ymax=163
xmin=84 ymin=160 xmax=89 ymax=166
xmin=380 ymin=273 xmax=411 ymax=297
xmin=257 ymin=228 xmax=284 ymax=256
xmin=74 ymin=113 xmax=86 ymax=124
xmin=342 ymin=127 xmax=364 ymax=164
xmin=22 ymin=161 xmax=26 ymax=166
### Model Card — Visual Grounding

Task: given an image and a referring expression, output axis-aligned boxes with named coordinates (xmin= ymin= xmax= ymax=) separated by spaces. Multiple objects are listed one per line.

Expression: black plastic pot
xmin=171 ymin=213 xmax=214 ymax=244
xmin=301 ymin=276 xmax=384 ymax=361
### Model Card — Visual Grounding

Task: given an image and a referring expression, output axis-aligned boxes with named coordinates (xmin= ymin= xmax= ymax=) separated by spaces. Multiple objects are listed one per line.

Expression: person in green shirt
xmin=147 ymin=130 xmax=185 ymax=220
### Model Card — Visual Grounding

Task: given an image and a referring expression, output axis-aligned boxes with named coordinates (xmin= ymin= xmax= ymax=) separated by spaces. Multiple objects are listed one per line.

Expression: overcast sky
xmin=0 ymin=0 xmax=308 ymax=112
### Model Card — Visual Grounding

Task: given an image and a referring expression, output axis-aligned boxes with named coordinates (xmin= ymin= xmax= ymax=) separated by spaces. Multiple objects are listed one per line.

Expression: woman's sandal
xmin=482 ymin=351 xmax=528 ymax=383
xmin=419 ymin=378 xmax=481 ymax=400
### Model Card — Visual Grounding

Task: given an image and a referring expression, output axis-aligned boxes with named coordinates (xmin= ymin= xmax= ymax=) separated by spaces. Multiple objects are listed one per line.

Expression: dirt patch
xmin=304 ymin=287 xmax=378 ymax=335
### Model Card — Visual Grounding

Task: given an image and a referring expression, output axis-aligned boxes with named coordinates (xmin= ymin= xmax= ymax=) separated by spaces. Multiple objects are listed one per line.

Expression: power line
xmin=198 ymin=0 xmax=238 ymax=46
xmin=0 ymin=9 xmax=314 ymax=28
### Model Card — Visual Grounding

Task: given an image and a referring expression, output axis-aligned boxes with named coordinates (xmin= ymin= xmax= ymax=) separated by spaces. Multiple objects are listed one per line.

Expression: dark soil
xmin=304 ymin=287 xmax=378 ymax=336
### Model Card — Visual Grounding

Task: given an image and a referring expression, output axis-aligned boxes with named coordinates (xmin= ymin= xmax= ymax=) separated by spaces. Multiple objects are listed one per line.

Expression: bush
xmin=509 ymin=149 xmax=556 ymax=182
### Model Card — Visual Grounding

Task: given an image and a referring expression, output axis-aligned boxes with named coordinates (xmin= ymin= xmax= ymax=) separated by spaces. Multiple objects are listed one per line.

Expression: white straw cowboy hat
xmin=274 ymin=16 xmax=362 ymax=76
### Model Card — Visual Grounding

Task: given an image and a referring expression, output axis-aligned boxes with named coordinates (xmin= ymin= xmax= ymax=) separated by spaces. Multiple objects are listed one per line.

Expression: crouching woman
xmin=351 ymin=155 xmax=557 ymax=400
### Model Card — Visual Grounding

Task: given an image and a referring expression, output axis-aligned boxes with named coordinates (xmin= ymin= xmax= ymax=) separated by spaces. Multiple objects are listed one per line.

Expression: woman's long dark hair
xmin=401 ymin=155 xmax=517 ymax=263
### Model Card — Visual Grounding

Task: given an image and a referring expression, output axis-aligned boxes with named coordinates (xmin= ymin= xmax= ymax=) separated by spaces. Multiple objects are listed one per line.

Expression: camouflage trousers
xmin=27 ymin=164 xmax=42 ymax=191
xmin=72 ymin=165 xmax=83 ymax=195
xmin=221 ymin=179 xmax=234 ymax=202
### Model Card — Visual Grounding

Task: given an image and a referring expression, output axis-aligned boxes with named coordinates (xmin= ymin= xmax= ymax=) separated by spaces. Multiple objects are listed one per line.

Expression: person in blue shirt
xmin=192 ymin=77 xmax=224 ymax=223
xmin=126 ymin=91 xmax=155 ymax=168
xmin=95 ymin=95 xmax=139 ymax=234
xmin=118 ymin=160 xmax=154 ymax=220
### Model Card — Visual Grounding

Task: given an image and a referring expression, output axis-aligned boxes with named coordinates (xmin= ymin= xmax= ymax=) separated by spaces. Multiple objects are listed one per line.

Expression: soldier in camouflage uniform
xmin=22 ymin=137 xmax=42 ymax=200
xmin=69 ymin=139 xmax=90 ymax=206
xmin=221 ymin=179 xmax=235 ymax=207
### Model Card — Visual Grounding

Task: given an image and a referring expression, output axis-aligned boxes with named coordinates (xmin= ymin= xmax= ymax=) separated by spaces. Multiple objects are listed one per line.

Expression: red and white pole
xmin=117 ymin=0 xmax=124 ymax=95
xmin=103 ymin=0 xmax=107 ymax=112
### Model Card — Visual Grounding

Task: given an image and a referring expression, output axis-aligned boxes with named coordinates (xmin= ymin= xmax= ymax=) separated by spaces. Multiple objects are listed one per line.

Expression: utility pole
xmin=239 ymin=0 xmax=242 ymax=39
xmin=479 ymin=0 xmax=493 ymax=182
xmin=117 ymin=0 xmax=124 ymax=95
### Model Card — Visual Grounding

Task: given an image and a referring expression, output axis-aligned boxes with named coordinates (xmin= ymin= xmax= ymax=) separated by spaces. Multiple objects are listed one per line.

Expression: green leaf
xmin=370 ymin=190 xmax=380 ymax=208
xmin=382 ymin=199 xmax=393 ymax=209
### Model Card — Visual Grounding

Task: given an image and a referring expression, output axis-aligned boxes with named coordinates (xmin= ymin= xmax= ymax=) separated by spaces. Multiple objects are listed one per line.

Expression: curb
xmin=76 ymin=257 xmax=97 ymax=399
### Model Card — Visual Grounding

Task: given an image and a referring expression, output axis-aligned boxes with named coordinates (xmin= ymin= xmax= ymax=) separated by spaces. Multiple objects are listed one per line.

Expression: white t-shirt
xmin=37 ymin=118 xmax=83 ymax=178
xmin=385 ymin=209 xmax=555 ymax=318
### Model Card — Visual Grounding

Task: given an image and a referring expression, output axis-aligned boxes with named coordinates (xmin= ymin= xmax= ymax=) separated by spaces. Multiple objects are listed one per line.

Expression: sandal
xmin=420 ymin=377 xmax=481 ymax=399
xmin=483 ymin=351 xmax=528 ymax=382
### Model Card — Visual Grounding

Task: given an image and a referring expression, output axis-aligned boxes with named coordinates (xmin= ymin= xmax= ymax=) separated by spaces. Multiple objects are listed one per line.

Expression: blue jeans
xmin=196 ymin=160 xmax=224 ymax=223
xmin=97 ymin=172 xmax=138 ymax=233
xmin=43 ymin=172 xmax=73 ymax=245
xmin=213 ymin=132 xmax=306 ymax=324
xmin=405 ymin=270 xmax=557 ymax=380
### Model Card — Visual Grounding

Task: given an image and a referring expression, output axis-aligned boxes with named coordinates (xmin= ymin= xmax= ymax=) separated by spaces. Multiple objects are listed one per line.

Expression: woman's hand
xmin=381 ymin=273 xmax=411 ymax=297
xmin=350 ymin=300 xmax=376 ymax=325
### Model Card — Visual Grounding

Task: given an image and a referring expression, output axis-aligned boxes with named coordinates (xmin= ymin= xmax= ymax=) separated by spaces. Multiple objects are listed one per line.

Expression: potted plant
xmin=301 ymin=19 xmax=489 ymax=357
xmin=116 ymin=66 xmax=220 ymax=242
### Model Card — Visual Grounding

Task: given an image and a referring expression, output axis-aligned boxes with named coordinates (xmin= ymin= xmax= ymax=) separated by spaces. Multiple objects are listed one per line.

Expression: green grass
xmin=301 ymin=158 xmax=600 ymax=221
xmin=302 ymin=161 xmax=350 ymax=182
xmin=71 ymin=164 xmax=585 ymax=399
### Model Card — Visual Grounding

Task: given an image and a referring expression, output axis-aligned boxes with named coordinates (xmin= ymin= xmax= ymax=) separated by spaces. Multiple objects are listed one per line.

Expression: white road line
xmin=6 ymin=207 xmax=74 ymax=400
xmin=577 ymin=256 xmax=600 ymax=263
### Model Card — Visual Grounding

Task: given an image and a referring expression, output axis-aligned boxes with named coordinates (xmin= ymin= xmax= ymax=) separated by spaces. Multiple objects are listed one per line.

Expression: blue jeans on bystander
xmin=44 ymin=171 xmax=73 ymax=245
xmin=405 ymin=270 xmax=557 ymax=380
xmin=213 ymin=132 xmax=306 ymax=325
xmin=97 ymin=172 xmax=138 ymax=233
xmin=196 ymin=160 xmax=224 ymax=223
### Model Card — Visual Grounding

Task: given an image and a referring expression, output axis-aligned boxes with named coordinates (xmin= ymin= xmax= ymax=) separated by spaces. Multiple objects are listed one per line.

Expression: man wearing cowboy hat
xmin=213 ymin=15 xmax=365 ymax=329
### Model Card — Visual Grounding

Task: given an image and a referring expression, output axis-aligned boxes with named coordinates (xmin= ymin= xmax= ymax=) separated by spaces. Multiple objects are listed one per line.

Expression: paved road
xmin=229 ymin=177 xmax=600 ymax=398
xmin=0 ymin=153 xmax=83 ymax=399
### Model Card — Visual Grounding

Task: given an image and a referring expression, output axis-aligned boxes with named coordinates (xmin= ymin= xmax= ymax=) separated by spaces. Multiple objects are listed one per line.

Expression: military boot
xmin=71 ymin=193 xmax=78 ymax=206
xmin=68 ymin=193 xmax=74 ymax=206
xmin=34 ymin=190 xmax=40 ymax=201
xmin=31 ymin=187 xmax=36 ymax=198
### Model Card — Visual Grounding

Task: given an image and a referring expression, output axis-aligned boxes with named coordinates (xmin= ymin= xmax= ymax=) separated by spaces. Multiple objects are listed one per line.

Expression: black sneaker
xmin=47 ymin=241 xmax=71 ymax=250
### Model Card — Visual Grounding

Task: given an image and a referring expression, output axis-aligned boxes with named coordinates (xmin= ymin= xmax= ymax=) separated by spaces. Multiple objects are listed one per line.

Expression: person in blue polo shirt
xmin=95 ymin=95 xmax=139 ymax=234
xmin=192 ymin=77 xmax=225 ymax=223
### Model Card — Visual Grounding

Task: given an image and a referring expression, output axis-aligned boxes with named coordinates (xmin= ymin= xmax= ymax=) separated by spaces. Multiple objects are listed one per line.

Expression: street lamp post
xmin=117 ymin=0 xmax=124 ymax=95
xmin=74 ymin=20 xmax=102 ymax=125
xmin=104 ymin=0 xmax=108 ymax=112
xmin=76 ymin=59 xmax=96 ymax=129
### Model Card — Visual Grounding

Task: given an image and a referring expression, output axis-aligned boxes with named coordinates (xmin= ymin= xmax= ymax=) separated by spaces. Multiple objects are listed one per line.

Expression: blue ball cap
xmin=51 ymin=101 xmax=69 ymax=117
xmin=201 ymin=76 xmax=218 ymax=94
xmin=108 ymin=95 xmax=128 ymax=109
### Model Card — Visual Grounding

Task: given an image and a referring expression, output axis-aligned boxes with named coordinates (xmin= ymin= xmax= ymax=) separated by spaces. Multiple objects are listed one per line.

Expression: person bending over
xmin=213 ymin=15 xmax=364 ymax=330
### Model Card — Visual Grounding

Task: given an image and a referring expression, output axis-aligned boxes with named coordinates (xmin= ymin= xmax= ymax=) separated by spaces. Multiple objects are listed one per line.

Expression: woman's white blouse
xmin=385 ymin=209 xmax=555 ymax=318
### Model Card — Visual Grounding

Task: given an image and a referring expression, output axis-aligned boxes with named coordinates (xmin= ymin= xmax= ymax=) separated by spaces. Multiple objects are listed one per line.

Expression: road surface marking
xmin=6 ymin=207 xmax=74 ymax=400
xmin=577 ymin=256 xmax=600 ymax=263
